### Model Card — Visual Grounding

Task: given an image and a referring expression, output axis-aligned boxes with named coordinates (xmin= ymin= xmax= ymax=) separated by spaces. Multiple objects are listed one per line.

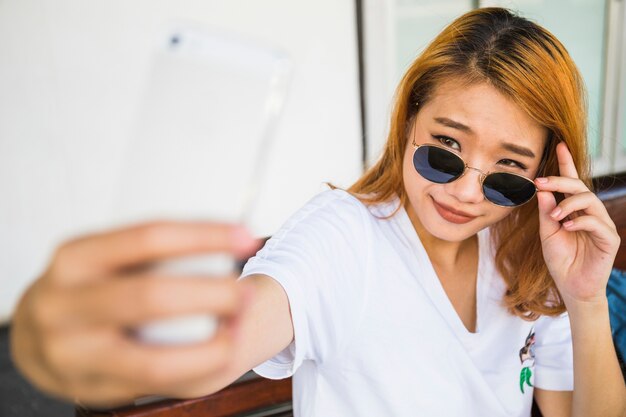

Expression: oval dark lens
xmin=483 ymin=173 xmax=536 ymax=207
xmin=413 ymin=146 xmax=465 ymax=184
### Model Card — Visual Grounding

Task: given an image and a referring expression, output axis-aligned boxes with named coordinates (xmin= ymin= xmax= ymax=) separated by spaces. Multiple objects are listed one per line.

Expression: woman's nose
xmin=444 ymin=167 xmax=485 ymax=204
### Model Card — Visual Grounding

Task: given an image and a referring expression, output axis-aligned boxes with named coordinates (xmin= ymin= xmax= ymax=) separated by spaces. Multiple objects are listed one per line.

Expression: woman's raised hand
xmin=535 ymin=142 xmax=620 ymax=306
xmin=10 ymin=221 xmax=259 ymax=407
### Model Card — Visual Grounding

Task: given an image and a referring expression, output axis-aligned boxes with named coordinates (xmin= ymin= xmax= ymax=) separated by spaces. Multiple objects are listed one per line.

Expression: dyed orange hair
xmin=348 ymin=7 xmax=590 ymax=319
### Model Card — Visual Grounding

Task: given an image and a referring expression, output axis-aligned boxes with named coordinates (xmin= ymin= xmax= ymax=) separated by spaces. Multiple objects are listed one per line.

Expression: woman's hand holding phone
xmin=10 ymin=221 xmax=260 ymax=407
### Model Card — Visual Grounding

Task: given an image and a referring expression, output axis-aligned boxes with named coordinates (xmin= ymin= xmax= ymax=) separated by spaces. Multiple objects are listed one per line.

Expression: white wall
xmin=363 ymin=0 xmax=472 ymax=166
xmin=0 ymin=1 xmax=363 ymax=322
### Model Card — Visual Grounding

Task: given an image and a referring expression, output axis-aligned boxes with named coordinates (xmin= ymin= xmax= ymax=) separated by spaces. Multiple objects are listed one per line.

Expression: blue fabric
xmin=608 ymin=268 xmax=626 ymax=361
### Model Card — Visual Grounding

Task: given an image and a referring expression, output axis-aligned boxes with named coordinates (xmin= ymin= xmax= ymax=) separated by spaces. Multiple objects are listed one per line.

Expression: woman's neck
xmin=404 ymin=201 xmax=478 ymax=270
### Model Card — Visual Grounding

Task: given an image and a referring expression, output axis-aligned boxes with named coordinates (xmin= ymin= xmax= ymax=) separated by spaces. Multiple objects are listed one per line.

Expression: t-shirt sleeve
xmin=238 ymin=190 xmax=370 ymax=379
xmin=532 ymin=312 xmax=574 ymax=391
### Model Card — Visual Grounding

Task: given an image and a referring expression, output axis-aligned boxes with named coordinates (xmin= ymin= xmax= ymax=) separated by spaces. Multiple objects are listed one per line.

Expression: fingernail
xmin=231 ymin=226 xmax=254 ymax=245
xmin=535 ymin=177 xmax=548 ymax=184
xmin=550 ymin=207 xmax=562 ymax=219
xmin=563 ymin=220 xmax=574 ymax=228
xmin=231 ymin=227 xmax=262 ymax=258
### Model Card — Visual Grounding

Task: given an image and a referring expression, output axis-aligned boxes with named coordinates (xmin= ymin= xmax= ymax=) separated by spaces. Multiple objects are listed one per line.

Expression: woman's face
xmin=402 ymin=79 xmax=548 ymax=243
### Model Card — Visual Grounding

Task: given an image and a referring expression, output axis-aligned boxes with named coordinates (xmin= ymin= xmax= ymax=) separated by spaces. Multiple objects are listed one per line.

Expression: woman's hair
xmin=347 ymin=7 xmax=590 ymax=319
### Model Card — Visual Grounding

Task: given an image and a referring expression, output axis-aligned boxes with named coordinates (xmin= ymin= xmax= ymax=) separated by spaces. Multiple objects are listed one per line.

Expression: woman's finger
xmin=39 ymin=328 xmax=121 ymax=382
xmin=40 ymin=275 xmax=246 ymax=328
xmin=556 ymin=141 xmax=580 ymax=179
xmin=100 ymin=325 xmax=237 ymax=393
xmin=537 ymin=190 xmax=561 ymax=241
xmin=47 ymin=221 xmax=261 ymax=286
xmin=41 ymin=318 xmax=240 ymax=397
xmin=534 ymin=176 xmax=588 ymax=195
xmin=69 ymin=377 xmax=141 ymax=409
xmin=548 ymin=191 xmax=615 ymax=227
xmin=562 ymin=215 xmax=620 ymax=253
xmin=26 ymin=327 xmax=140 ymax=407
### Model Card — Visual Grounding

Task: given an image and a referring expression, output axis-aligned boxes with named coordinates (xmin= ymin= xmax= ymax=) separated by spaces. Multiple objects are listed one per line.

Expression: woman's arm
xmin=534 ymin=142 xmax=626 ymax=417
xmin=534 ymin=389 xmax=571 ymax=417
xmin=534 ymin=297 xmax=625 ymax=417
xmin=567 ymin=298 xmax=625 ymax=417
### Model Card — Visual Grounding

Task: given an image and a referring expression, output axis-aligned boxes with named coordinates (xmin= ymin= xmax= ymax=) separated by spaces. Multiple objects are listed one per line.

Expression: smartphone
xmin=111 ymin=22 xmax=291 ymax=345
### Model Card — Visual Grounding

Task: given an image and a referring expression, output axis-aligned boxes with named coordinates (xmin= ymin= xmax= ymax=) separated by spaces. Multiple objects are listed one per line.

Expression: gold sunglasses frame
xmin=411 ymin=139 xmax=538 ymax=208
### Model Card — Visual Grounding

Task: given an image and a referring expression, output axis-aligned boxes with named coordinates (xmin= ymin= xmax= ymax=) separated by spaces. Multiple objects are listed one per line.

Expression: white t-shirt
xmin=240 ymin=189 xmax=573 ymax=417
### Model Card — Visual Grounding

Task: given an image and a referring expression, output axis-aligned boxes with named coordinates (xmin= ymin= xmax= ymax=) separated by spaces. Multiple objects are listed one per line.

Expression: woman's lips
xmin=432 ymin=198 xmax=477 ymax=224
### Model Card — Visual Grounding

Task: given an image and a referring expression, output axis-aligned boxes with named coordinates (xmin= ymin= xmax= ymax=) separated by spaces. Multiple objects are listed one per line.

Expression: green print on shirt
xmin=518 ymin=327 xmax=536 ymax=394
xmin=519 ymin=366 xmax=533 ymax=394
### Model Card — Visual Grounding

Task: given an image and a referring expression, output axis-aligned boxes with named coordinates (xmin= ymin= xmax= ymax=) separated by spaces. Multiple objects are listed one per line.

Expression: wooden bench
xmin=77 ymin=174 xmax=626 ymax=417
xmin=595 ymin=173 xmax=626 ymax=270
xmin=76 ymin=374 xmax=293 ymax=417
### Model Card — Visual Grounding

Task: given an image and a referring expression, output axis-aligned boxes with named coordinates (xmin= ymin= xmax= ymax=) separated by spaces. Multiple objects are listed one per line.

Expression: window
xmin=363 ymin=0 xmax=625 ymax=176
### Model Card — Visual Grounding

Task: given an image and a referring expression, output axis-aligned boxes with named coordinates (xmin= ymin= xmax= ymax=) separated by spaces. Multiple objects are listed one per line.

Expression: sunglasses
xmin=411 ymin=140 xmax=538 ymax=207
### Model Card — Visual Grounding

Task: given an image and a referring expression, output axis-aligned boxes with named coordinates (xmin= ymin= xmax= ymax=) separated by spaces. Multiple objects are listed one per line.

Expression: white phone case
xmin=112 ymin=23 xmax=291 ymax=345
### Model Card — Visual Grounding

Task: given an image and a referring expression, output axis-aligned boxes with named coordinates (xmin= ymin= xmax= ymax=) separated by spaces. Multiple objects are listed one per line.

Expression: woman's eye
xmin=498 ymin=158 xmax=527 ymax=170
xmin=433 ymin=135 xmax=460 ymax=151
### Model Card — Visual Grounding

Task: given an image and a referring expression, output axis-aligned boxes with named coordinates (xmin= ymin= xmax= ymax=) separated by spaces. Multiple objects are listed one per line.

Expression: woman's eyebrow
xmin=434 ymin=117 xmax=472 ymax=133
xmin=433 ymin=117 xmax=536 ymax=158
xmin=501 ymin=142 xmax=536 ymax=158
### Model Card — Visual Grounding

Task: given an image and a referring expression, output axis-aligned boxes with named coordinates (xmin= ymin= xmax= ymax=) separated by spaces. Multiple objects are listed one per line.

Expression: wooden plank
xmin=596 ymin=173 xmax=626 ymax=270
xmin=603 ymin=196 xmax=626 ymax=270
xmin=76 ymin=377 xmax=291 ymax=417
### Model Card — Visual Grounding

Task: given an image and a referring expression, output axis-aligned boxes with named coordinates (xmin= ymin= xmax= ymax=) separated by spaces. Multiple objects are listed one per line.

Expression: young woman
xmin=11 ymin=7 xmax=626 ymax=417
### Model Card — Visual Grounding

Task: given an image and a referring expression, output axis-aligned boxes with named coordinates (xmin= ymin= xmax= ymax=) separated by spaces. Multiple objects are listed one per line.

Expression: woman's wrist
xmin=562 ymin=294 xmax=610 ymax=319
